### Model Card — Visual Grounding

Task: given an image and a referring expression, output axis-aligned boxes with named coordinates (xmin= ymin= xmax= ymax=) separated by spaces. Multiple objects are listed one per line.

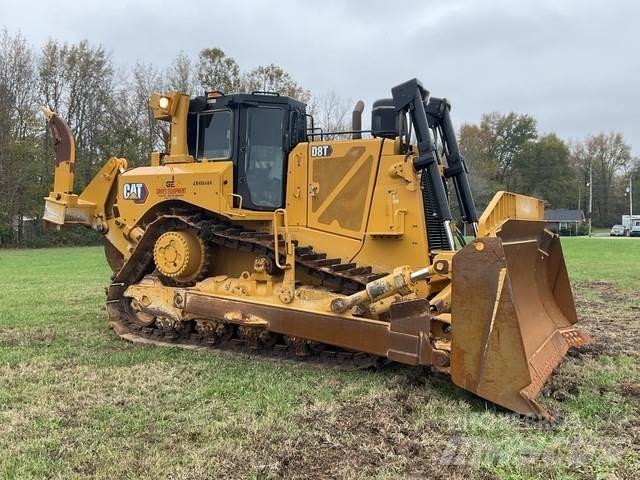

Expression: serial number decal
xmin=123 ymin=183 xmax=148 ymax=203
xmin=310 ymin=145 xmax=333 ymax=157
xmin=193 ymin=180 xmax=213 ymax=186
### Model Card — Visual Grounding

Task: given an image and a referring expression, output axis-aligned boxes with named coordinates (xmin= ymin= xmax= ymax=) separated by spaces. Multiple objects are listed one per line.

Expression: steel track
xmin=105 ymin=212 xmax=387 ymax=369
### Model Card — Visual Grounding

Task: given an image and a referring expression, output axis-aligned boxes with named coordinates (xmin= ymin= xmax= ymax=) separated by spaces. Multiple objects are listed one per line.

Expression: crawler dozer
xmin=43 ymin=78 xmax=589 ymax=419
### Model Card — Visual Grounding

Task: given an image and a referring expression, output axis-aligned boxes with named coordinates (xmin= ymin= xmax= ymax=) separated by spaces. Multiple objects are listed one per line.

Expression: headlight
xmin=159 ymin=97 xmax=170 ymax=109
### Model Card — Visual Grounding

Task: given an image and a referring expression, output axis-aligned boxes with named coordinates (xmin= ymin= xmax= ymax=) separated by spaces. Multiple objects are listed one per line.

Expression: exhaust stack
xmin=352 ymin=100 xmax=364 ymax=139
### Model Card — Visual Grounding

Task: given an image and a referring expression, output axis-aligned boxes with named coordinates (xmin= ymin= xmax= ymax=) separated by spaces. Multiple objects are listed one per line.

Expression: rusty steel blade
xmin=450 ymin=220 xmax=590 ymax=419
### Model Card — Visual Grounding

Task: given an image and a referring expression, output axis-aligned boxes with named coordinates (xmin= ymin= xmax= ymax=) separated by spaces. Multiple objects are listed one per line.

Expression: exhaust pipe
xmin=352 ymin=100 xmax=364 ymax=139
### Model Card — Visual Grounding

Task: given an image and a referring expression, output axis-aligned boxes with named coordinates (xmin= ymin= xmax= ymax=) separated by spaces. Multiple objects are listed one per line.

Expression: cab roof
xmin=189 ymin=91 xmax=307 ymax=114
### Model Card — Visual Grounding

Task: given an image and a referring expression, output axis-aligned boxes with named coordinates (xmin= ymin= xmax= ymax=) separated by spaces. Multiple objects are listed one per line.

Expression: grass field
xmin=0 ymin=238 xmax=638 ymax=479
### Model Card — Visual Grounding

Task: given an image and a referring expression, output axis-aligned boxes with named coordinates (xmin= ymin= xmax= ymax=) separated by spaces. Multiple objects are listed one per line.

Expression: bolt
xmin=434 ymin=260 xmax=449 ymax=274
xmin=174 ymin=294 xmax=184 ymax=307
xmin=279 ymin=290 xmax=293 ymax=304
xmin=435 ymin=352 xmax=450 ymax=367
xmin=330 ymin=298 xmax=348 ymax=314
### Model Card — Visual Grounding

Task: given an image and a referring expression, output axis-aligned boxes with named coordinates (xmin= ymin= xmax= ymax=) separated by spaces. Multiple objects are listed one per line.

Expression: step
xmin=332 ymin=263 xmax=357 ymax=272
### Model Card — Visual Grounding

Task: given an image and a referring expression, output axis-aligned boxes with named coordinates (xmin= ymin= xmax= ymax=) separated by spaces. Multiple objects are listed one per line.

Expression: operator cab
xmin=186 ymin=91 xmax=307 ymax=211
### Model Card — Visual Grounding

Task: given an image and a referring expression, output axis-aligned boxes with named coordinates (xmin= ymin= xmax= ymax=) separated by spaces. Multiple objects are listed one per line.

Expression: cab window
xmin=197 ymin=110 xmax=232 ymax=160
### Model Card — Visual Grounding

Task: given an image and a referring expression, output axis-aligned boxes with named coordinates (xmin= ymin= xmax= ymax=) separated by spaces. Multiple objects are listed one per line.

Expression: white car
xmin=610 ymin=225 xmax=626 ymax=236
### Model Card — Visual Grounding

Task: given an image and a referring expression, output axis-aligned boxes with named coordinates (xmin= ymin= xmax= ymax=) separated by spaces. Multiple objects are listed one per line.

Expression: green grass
xmin=561 ymin=236 xmax=640 ymax=289
xmin=0 ymin=240 xmax=638 ymax=479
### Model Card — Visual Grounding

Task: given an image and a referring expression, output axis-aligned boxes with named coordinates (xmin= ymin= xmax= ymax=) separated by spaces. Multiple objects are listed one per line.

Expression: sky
xmin=2 ymin=0 xmax=639 ymax=152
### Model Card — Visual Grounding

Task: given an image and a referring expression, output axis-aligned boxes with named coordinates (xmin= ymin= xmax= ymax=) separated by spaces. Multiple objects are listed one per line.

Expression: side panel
xmin=286 ymin=142 xmax=363 ymax=261
xmin=353 ymin=151 xmax=430 ymax=272
xmin=284 ymin=143 xmax=308 ymax=226
xmin=307 ymin=139 xmax=382 ymax=240
xmin=284 ymin=138 xmax=431 ymax=275
xmin=116 ymin=162 xmax=234 ymax=225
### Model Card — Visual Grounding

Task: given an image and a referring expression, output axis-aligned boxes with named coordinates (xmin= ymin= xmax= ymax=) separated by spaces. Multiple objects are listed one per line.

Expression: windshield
xmin=197 ymin=110 xmax=232 ymax=160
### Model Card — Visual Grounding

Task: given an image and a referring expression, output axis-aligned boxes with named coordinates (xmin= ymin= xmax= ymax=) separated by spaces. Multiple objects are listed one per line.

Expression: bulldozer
xmin=42 ymin=78 xmax=589 ymax=419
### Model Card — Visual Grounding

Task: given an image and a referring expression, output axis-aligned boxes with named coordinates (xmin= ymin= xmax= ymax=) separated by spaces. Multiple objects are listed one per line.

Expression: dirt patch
xmin=120 ymin=280 xmax=638 ymax=479
xmin=619 ymin=383 xmax=640 ymax=400
xmin=543 ymin=281 xmax=639 ymax=408
xmin=543 ymin=376 xmax=581 ymax=403
xmin=571 ymin=282 xmax=639 ymax=358
xmin=0 ymin=328 xmax=57 ymax=346
xmin=248 ymin=390 xmax=490 ymax=480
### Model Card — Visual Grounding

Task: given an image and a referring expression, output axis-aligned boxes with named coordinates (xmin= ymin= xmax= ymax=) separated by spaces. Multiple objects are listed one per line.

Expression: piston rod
xmin=331 ymin=262 xmax=449 ymax=314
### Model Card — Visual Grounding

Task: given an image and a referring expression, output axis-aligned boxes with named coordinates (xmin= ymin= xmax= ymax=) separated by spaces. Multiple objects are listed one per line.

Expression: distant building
xmin=545 ymin=209 xmax=585 ymax=235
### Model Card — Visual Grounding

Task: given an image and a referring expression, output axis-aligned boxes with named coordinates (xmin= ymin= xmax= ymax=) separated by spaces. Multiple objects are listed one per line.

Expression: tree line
xmin=459 ymin=113 xmax=638 ymax=227
xmin=0 ymin=29 xmax=637 ymax=247
xmin=0 ymin=30 xmax=313 ymax=247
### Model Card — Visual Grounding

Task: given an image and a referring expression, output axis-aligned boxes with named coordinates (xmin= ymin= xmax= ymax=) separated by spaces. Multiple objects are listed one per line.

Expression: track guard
xmin=450 ymin=220 xmax=590 ymax=419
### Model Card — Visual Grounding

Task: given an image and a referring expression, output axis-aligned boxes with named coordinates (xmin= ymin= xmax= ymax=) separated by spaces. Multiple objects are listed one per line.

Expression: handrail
xmin=272 ymin=208 xmax=291 ymax=270
xmin=307 ymin=129 xmax=373 ymax=141
xmin=224 ymin=193 xmax=247 ymax=217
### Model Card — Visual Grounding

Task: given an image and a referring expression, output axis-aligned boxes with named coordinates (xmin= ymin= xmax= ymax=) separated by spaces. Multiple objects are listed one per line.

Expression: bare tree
xmin=572 ymin=132 xmax=631 ymax=224
xmin=38 ymin=39 xmax=66 ymax=114
xmin=243 ymin=64 xmax=310 ymax=102
xmin=196 ymin=48 xmax=240 ymax=94
xmin=37 ymin=39 xmax=116 ymax=186
xmin=459 ymin=122 xmax=502 ymax=209
xmin=130 ymin=61 xmax=165 ymax=161
xmin=0 ymin=29 xmax=39 ymax=245
xmin=166 ymin=51 xmax=199 ymax=96
xmin=0 ymin=29 xmax=38 ymax=139
xmin=308 ymin=90 xmax=353 ymax=139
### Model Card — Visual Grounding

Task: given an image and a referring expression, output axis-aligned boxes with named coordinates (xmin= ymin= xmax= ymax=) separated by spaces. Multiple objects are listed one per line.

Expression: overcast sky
xmin=3 ymin=0 xmax=639 ymax=152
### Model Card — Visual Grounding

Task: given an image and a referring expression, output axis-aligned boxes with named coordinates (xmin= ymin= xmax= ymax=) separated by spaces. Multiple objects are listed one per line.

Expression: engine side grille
xmin=421 ymin=172 xmax=451 ymax=251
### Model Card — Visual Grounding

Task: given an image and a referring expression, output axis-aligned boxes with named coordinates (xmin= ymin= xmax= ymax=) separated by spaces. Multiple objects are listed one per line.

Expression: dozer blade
xmin=450 ymin=219 xmax=590 ymax=419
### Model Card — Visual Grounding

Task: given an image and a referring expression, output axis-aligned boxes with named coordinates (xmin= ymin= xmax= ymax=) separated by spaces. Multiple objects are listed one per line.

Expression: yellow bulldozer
xmin=42 ymin=78 xmax=589 ymax=419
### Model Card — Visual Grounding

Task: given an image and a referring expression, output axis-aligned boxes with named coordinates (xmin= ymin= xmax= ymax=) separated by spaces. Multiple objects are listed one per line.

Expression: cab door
xmin=237 ymin=106 xmax=287 ymax=210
